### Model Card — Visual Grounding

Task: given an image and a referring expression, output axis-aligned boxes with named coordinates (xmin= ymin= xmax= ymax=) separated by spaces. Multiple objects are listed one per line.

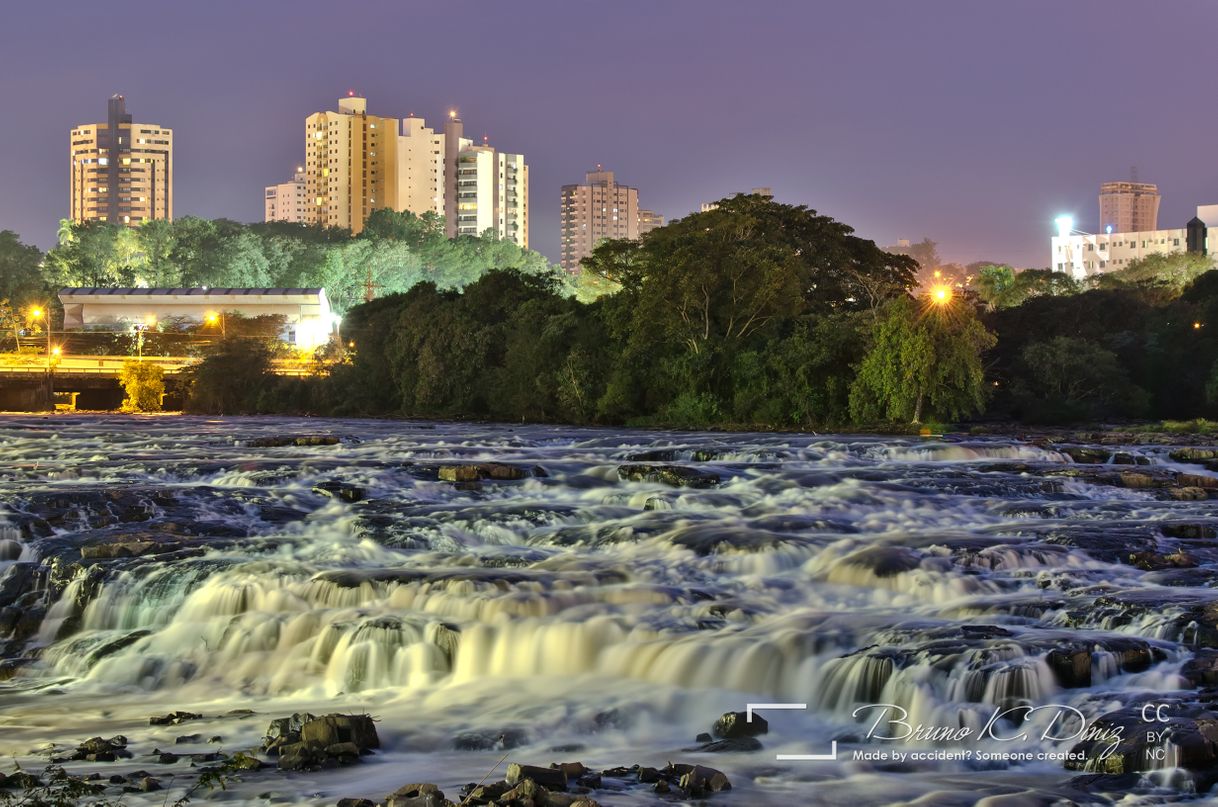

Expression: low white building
xmin=58 ymin=287 xmax=334 ymax=348
xmin=1050 ymin=205 xmax=1217 ymax=281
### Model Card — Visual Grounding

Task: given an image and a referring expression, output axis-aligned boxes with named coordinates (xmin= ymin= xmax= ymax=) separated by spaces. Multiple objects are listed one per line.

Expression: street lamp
xmin=929 ymin=285 xmax=953 ymax=306
xmin=205 ymin=311 xmax=226 ymax=337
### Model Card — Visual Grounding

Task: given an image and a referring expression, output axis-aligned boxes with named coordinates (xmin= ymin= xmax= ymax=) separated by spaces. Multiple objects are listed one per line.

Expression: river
xmin=2 ymin=414 xmax=1217 ymax=805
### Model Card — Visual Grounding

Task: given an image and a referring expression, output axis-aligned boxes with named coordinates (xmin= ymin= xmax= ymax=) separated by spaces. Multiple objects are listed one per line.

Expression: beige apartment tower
xmin=561 ymin=167 xmax=664 ymax=272
xmin=270 ymin=99 xmax=526 ymax=243
xmin=70 ymin=95 xmax=172 ymax=225
xmin=1099 ymin=181 xmax=1160 ymax=234
xmin=304 ymin=94 xmax=399 ymax=234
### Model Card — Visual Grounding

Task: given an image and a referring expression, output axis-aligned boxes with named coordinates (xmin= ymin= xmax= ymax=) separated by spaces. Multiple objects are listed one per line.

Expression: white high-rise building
xmin=264 ymin=167 xmax=308 ymax=223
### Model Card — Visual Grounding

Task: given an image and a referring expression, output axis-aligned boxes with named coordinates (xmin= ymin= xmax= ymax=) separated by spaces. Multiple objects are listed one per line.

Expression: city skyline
xmin=2 ymin=0 xmax=1216 ymax=267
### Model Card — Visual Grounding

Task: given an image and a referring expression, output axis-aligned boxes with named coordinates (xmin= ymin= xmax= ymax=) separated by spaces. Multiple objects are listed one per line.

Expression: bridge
xmin=0 ymin=353 xmax=321 ymax=411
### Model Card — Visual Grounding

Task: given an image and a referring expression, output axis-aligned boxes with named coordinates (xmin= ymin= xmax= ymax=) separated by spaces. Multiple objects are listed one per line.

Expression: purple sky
xmin=2 ymin=0 xmax=1215 ymax=268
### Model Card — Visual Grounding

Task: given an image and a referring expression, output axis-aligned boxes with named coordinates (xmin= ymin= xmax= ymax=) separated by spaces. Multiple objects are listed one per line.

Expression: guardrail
xmin=0 ymin=354 xmax=323 ymax=378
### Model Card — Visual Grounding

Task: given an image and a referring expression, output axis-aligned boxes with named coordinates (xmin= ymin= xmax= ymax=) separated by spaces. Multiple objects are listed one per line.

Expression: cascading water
xmin=1 ymin=414 xmax=1217 ymax=805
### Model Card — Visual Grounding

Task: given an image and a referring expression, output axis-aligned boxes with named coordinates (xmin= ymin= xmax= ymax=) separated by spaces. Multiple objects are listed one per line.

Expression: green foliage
xmin=1098 ymin=252 xmax=1215 ymax=292
xmin=184 ymin=339 xmax=276 ymax=414
xmin=850 ymin=296 xmax=996 ymax=423
xmin=1009 ymin=336 xmax=1148 ymax=423
xmin=0 ymin=763 xmax=119 ymax=807
xmin=0 ymin=230 xmax=48 ymax=307
xmin=42 ymin=213 xmax=564 ymax=314
xmin=118 ymin=360 xmax=165 ymax=412
xmin=974 ymin=265 xmax=1080 ymax=310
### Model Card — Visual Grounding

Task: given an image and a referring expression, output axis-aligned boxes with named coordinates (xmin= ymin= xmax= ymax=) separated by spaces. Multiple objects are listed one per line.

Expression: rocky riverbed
xmin=3 ymin=415 xmax=1218 ymax=804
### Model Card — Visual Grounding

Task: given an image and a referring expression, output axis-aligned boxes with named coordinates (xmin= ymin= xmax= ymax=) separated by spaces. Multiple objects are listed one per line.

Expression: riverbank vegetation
xmin=4 ymin=194 xmax=1217 ymax=427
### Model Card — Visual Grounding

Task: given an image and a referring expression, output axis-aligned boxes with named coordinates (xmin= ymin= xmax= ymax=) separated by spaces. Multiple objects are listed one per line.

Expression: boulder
xmin=712 ymin=710 xmax=768 ymax=739
xmin=617 ymin=464 xmax=721 ymax=488
xmin=247 ymin=435 xmax=340 ymax=448
xmin=149 ymin=710 xmax=202 ymax=726
xmin=300 ymin=714 xmax=379 ymax=751
xmin=312 ymin=481 xmax=366 ymax=502
xmin=437 ymin=463 xmax=534 ymax=483
xmin=505 ymin=762 xmax=567 ymax=790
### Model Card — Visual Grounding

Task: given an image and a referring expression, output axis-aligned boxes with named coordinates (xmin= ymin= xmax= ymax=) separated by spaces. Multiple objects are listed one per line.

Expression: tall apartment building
xmin=442 ymin=113 xmax=528 ymax=247
xmin=264 ymin=167 xmax=308 ymax=223
xmin=1099 ymin=181 xmax=1160 ymax=233
xmin=302 ymin=94 xmax=399 ymax=234
xmin=70 ymin=95 xmax=173 ymax=225
xmin=560 ymin=167 xmax=663 ymax=272
xmin=397 ymin=116 xmax=445 ymax=218
xmin=268 ymin=98 xmax=527 ymax=245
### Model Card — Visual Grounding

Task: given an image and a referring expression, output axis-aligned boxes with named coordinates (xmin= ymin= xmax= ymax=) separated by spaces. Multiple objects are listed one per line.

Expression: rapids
xmin=1 ymin=414 xmax=1218 ymax=804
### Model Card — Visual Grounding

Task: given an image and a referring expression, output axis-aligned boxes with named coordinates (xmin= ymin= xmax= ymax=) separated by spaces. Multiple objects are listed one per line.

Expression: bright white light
xmin=1054 ymin=215 xmax=1074 ymax=238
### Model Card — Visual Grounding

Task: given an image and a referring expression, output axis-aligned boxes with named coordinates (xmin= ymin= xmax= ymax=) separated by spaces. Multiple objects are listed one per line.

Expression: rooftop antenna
xmin=1131 ymin=165 xmax=1139 ymax=183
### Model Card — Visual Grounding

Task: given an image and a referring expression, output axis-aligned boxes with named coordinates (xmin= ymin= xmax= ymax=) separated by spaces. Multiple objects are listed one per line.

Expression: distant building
xmin=70 ymin=95 xmax=173 ymax=226
xmin=264 ymin=167 xmax=308 ymax=223
xmin=58 ymin=287 xmax=334 ymax=349
xmin=1099 ymin=181 xmax=1160 ymax=233
xmin=638 ymin=208 xmax=664 ymax=236
xmin=560 ymin=167 xmax=644 ymax=272
xmin=302 ymin=94 xmax=399 ymax=235
xmin=700 ymin=187 xmax=772 ymax=213
xmin=267 ymin=98 xmax=527 ymax=244
xmin=443 ymin=112 xmax=529 ymax=247
xmin=1050 ymin=205 xmax=1217 ymax=280
xmin=397 ymin=116 xmax=445 ymax=218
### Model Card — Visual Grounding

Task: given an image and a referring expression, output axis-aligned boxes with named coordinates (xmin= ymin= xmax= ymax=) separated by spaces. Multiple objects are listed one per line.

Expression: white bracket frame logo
xmin=747 ymin=702 xmax=838 ymax=761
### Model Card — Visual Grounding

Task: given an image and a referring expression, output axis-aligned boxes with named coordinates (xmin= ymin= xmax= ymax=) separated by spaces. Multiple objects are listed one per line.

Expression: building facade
xmin=268 ymin=98 xmax=527 ymax=244
xmin=560 ymin=167 xmax=663 ymax=272
xmin=302 ymin=94 xmax=399 ymax=235
xmin=264 ymin=168 xmax=308 ymax=223
xmin=70 ymin=95 xmax=173 ymax=225
xmin=1099 ymin=181 xmax=1160 ymax=233
xmin=397 ymin=116 xmax=445 ymax=218
xmin=638 ymin=208 xmax=664 ymax=236
xmin=1050 ymin=205 xmax=1217 ymax=280
xmin=58 ymin=287 xmax=334 ymax=348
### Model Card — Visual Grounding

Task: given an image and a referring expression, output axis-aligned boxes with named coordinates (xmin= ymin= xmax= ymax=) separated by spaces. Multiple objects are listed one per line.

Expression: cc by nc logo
xmin=1140 ymin=703 xmax=1170 ymax=723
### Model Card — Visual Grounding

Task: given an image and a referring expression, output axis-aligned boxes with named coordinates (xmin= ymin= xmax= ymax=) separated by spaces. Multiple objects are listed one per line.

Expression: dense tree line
xmin=0 ymin=210 xmax=563 ymax=316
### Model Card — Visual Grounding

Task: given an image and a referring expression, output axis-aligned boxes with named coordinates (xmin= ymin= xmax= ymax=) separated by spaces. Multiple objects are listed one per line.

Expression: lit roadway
xmin=0 ymin=354 xmax=318 ymax=378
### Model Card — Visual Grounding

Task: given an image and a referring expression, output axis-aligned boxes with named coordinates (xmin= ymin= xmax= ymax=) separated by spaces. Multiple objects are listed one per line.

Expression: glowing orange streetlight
xmin=930 ymin=285 xmax=953 ymax=306
xmin=1194 ymin=321 xmax=1204 ymax=330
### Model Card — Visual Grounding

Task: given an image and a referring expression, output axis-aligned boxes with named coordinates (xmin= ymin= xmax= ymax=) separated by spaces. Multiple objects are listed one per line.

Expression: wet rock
xmin=262 ymin=711 xmax=316 ymax=754
xmin=63 ymin=735 xmax=132 ymax=762
xmin=385 ymin=782 xmax=448 ymax=807
xmin=149 ymin=710 xmax=202 ymax=726
xmin=247 ymin=435 xmax=340 ymax=448
xmin=617 ymin=464 xmax=721 ymax=488
xmin=435 ymin=463 xmax=536 ymax=483
xmin=453 ymin=728 xmax=528 ymax=751
xmin=1182 ymin=649 xmax=1218 ymax=687
xmin=667 ymin=762 xmax=731 ymax=796
xmin=300 ymin=714 xmax=379 ymax=751
xmin=1067 ymin=704 xmax=1218 ymax=789
xmin=1060 ymin=446 xmax=1111 ymax=464
xmin=712 ymin=710 xmax=768 ymax=739
xmin=1046 ymin=646 xmax=1092 ymax=688
xmin=505 ymin=762 xmax=567 ymax=790
xmin=1161 ymin=523 xmax=1218 ymax=540
xmin=337 ymin=800 xmax=376 ymax=807
xmin=81 ymin=536 xmax=182 ymax=560
xmin=687 ymin=736 xmax=763 ymax=752
xmin=0 ymin=539 xmax=22 ymax=560
xmin=1170 ymin=447 xmax=1218 ymax=462
xmin=156 ymin=752 xmax=179 ymax=764
xmin=840 ymin=545 xmax=923 ymax=577
xmin=274 ymin=713 xmax=378 ymax=771
xmin=174 ymin=733 xmax=204 ymax=744
xmin=312 ymin=481 xmax=366 ymax=502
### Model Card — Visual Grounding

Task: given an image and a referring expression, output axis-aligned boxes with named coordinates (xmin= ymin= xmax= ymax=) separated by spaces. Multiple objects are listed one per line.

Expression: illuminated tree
xmin=850 ymin=292 xmax=996 ymax=424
